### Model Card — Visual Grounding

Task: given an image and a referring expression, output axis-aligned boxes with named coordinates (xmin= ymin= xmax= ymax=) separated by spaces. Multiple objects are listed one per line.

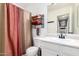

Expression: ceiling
xmin=48 ymin=3 xmax=74 ymax=11
xmin=16 ymin=3 xmax=51 ymax=10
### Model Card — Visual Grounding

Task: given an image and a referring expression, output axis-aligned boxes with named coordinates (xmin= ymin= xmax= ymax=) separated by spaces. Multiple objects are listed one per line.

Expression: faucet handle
xmin=59 ymin=33 xmax=65 ymax=39
xmin=59 ymin=35 xmax=61 ymax=38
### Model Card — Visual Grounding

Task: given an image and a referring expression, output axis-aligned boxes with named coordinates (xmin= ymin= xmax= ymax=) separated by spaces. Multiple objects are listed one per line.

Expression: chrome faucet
xmin=59 ymin=33 xmax=65 ymax=39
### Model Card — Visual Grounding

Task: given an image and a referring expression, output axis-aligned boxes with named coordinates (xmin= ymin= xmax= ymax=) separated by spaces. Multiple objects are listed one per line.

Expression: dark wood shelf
xmin=48 ymin=21 xmax=54 ymax=23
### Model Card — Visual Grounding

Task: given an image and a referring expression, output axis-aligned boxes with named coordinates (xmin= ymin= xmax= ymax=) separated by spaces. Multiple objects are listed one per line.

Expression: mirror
xmin=57 ymin=14 xmax=69 ymax=34
xmin=47 ymin=3 xmax=79 ymax=34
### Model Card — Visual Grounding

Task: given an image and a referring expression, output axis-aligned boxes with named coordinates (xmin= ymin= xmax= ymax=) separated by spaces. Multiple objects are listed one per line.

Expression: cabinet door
xmin=39 ymin=41 xmax=61 ymax=56
xmin=61 ymin=53 xmax=73 ymax=56
xmin=61 ymin=45 xmax=79 ymax=56
xmin=39 ymin=40 xmax=61 ymax=52
xmin=41 ymin=46 xmax=59 ymax=56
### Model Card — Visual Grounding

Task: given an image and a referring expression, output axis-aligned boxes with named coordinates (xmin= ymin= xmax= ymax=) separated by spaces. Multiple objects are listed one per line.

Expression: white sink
xmin=34 ymin=36 xmax=79 ymax=48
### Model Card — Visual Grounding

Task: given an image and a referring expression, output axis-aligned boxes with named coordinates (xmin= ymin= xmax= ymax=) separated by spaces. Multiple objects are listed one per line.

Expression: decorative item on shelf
xmin=32 ymin=17 xmax=42 ymax=25
xmin=32 ymin=14 xmax=44 ymax=28
xmin=32 ymin=14 xmax=44 ymax=36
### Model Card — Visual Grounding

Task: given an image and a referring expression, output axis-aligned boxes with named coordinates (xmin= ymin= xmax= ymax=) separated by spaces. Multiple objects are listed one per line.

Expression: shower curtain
xmin=0 ymin=3 xmax=32 ymax=56
xmin=24 ymin=11 xmax=32 ymax=49
xmin=5 ymin=3 xmax=25 ymax=56
xmin=0 ymin=3 xmax=5 ymax=56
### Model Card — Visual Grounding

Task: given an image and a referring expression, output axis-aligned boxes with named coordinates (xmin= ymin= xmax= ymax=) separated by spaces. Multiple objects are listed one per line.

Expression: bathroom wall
xmin=73 ymin=4 xmax=79 ymax=34
xmin=24 ymin=3 xmax=49 ymax=37
xmin=48 ymin=4 xmax=74 ymax=34
xmin=47 ymin=3 xmax=79 ymax=34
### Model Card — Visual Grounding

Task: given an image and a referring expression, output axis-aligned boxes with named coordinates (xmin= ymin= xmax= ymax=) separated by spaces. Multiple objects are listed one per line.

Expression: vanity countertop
xmin=34 ymin=36 xmax=79 ymax=49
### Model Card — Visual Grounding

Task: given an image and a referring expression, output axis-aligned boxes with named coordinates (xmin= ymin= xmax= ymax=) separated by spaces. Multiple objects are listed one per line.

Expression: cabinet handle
xmin=57 ymin=54 xmax=59 ymax=56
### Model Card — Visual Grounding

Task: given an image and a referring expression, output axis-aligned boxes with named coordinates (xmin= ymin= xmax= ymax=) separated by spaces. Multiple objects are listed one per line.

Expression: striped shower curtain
xmin=0 ymin=3 xmax=32 ymax=56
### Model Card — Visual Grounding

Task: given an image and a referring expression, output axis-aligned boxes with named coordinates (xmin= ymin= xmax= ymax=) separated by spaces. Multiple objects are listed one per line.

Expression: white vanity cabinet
xmin=40 ymin=41 xmax=61 ymax=56
xmin=34 ymin=38 xmax=79 ymax=56
xmin=40 ymin=41 xmax=79 ymax=56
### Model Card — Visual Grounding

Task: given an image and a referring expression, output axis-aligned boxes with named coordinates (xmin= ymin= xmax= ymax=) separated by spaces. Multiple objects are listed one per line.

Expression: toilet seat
xmin=23 ymin=46 xmax=41 ymax=56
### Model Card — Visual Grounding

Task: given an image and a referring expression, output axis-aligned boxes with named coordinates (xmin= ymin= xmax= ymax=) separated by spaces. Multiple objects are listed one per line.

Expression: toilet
xmin=23 ymin=46 xmax=41 ymax=56
xmin=26 ymin=46 xmax=39 ymax=56
xmin=22 ymin=38 xmax=41 ymax=56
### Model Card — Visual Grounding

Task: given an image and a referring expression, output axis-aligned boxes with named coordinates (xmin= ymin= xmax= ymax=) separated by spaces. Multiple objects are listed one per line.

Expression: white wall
xmin=47 ymin=4 xmax=74 ymax=34
xmin=73 ymin=4 xmax=79 ymax=34
xmin=47 ymin=4 xmax=79 ymax=34
xmin=26 ymin=3 xmax=48 ymax=36
xmin=25 ymin=3 xmax=48 ymax=37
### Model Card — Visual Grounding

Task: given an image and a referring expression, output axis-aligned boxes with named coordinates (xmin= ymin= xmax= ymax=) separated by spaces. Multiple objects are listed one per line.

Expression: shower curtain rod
xmin=12 ymin=3 xmax=30 ymax=13
xmin=12 ymin=3 xmax=25 ymax=9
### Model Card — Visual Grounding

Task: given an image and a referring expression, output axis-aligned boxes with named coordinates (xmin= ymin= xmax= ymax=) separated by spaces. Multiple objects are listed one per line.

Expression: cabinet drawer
xmin=61 ymin=45 xmax=79 ymax=56
xmin=40 ymin=40 xmax=61 ymax=52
